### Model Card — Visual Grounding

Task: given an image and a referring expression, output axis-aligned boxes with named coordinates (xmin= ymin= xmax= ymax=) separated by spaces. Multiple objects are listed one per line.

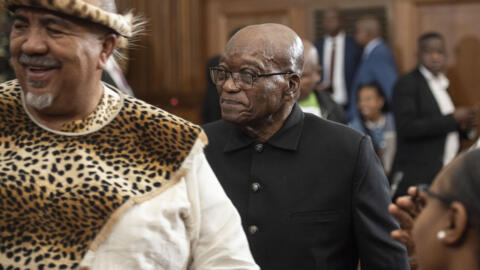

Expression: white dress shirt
xmin=419 ymin=65 xmax=459 ymax=166
xmin=323 ymin=31 xmax=348 ymax=105
xmin=80 ymin=140 xmax=259 ymax=270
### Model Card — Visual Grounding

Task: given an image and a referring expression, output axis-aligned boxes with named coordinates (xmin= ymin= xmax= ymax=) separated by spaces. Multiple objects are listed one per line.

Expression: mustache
xmin=18 ymin=54 xmax=61 ymax=68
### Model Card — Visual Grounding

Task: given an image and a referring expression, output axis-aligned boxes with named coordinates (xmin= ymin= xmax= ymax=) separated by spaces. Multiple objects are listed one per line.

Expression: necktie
xmin=330 ymin=40 xmax=336 ymax=91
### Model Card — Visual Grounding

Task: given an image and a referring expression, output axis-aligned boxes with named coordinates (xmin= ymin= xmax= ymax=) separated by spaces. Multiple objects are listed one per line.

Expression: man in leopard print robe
xmin=0 ymin=0 xmax=258 ymax=269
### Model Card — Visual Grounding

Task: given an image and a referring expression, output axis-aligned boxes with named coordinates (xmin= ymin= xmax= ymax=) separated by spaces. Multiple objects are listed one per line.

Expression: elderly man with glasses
xmin=203 ymin=23 xmax=409 ymax=270
xmin=0 ymin=0 xmax=258 ymax=269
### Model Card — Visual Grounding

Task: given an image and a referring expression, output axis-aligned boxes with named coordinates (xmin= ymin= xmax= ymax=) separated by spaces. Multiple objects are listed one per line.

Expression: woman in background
xmin=350 ymin=82 xmax=396 ymax=173
xmin=390 ymin=149 xmax=480 ymax=270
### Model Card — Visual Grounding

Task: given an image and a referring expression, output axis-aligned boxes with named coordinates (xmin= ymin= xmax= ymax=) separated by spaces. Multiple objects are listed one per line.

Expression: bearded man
xmin=0 ymin=0 xmax=258 ymax=269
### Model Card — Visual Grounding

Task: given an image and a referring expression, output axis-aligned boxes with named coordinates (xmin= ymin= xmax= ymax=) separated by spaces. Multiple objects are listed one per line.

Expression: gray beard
xmin=25 ymin=92 xmax=54 ymax=110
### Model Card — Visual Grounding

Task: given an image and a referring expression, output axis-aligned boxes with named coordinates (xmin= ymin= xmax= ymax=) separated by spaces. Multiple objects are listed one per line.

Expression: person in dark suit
xmin=203 ymin=23 xmax=408 ymax=270
xmin=299 ymin=39 xmax=346 ymax=124
xmin=315 ymin=7 xmax=362 ymax=109
xmin=349 ymin=16 xmax=398 ymax=121
xmin=202 ymin=55 xmax=222 ymax=123
xmin=390 ymin=32 xmax=477 ymax=198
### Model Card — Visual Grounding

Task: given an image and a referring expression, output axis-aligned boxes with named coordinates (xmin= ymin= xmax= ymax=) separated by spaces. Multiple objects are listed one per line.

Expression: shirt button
xmin=248 ymin=225 xmax=259 ymax=235
xmin=251 ymin=182 xmax=261 ymax=192
xmin=254 ymin=143 xmax=264 ymax=153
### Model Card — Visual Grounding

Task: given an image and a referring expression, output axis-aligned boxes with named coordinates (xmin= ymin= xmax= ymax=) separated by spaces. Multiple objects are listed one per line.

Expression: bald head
xmin=299 ymin=40 xmax=321 ymax=101
xmin=355 ymin=16 xmax=382 ymax=47
xmin=302 ymin=40 xmax=319 ymax=71
xmin=226 ymin=23 xmax=304 ymax=74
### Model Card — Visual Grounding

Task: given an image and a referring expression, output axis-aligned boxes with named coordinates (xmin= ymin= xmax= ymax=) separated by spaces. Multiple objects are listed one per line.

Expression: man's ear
xmin=97 ymin=34 xmax=118 ymax=70
xmin=284 ymin=73 xmax=301 ymax=101
xmin=442 ymin=202 xmax=469 ymax=245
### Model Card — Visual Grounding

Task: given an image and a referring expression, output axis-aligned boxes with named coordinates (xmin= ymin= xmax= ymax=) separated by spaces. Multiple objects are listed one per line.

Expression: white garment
xmin=80 ymin=140 xmax=259 ymax=270
xmin=322 ymin=31 xmax=348 ymax=105
xmin=362 ymin=38 xmax=382 ymax=60
xmin=300 ymin=106 xmax=323 ymax=118
xmin=419 ymin=65 xmax=459 ymax=166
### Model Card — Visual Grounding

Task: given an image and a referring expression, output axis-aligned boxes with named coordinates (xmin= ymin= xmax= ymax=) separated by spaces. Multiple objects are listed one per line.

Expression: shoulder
xmin=371 ymin=42 xmax=394 ymax=58
xmin=119 ymin=95 xmax=206 ymax=154
xmin=0 ymin=79 xmax=21 ymax=100
xmin=396 ymin=69 xmax=422 ymax=85
xmin=303 ymin=113 xmax=364 ymax=143
xmin=203 ymin=119 xmax=231 ymax=139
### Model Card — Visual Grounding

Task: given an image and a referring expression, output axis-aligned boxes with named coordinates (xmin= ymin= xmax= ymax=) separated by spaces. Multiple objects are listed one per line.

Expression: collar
xmin=22 ymin=83 xmax=124 ymax=136
xmin=365 ymin=115 xmax=386 ymax=129
xmin=419 ymin=65 xmax=449 ymax=88
xmin=363 ymin=38 xmax=382 ymax=59
xmin=325 ymin=31 xmax=346 ymax=42
xmin=224 ymin=104 xmax=304 ymax=152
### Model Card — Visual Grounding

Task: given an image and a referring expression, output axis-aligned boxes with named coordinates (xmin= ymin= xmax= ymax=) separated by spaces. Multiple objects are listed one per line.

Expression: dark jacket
xmin=315 ymin=35 xmax=362 ymax=100
xmin=314 ymin=90 xmax=347 ymax=124
xmin=391 ymin=68 xmax=459 ymax=198
xmin=204 ymin=105 xmax=408 ymax=270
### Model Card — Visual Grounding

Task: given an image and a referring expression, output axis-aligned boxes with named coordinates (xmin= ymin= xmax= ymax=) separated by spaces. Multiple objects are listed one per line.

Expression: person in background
xmin=0 ymin=0 xmax=258 ymax=269
xmin=0 ymin=10 xmax=13 ymax=82
xmin=315 ymin=6 xmax=362 ymax=110
xmin=202 ymin=27 xmax=244 ymax=124
xmin=102 ymin=57 xmax=135 ymax=96
xmin=204 ymin=23 xmax=408 ymax=270
xmin=349 ymin=15 xmax=398 ymax=122
xmin=350 ymin=82 xmax=395 ymax=173
xmin=390 ymin=32 xmax=477 ymax=199
xmin=389 ymin=149 xmax=480 ymax=270
xmin=299 ymin=39 xmax=346 ymax=123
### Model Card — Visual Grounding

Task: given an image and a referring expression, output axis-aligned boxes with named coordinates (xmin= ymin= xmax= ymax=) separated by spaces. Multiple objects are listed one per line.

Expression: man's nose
xmin=223 ymin=74 xmax=240 ymax=92
xmin=21 ymin=29 xmax=48 ymax=55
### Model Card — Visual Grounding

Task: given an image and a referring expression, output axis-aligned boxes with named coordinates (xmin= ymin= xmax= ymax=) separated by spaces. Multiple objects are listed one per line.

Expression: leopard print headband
xmin=1 ymin=0 xmax=144 ymax=48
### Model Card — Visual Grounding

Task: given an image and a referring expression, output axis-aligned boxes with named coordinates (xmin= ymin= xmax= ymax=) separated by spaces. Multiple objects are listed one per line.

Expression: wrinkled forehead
xmin=222 ymin=35 xmax=292 ymax=71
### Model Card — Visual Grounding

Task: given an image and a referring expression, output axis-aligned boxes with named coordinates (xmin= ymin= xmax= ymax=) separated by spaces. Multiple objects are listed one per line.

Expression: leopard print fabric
xmin=1 ymin=0 xmax=138 ymax=48
xmin=0 ymin=80 xmax=204 ymax=269
xmin=59 ymin=87 xmax=122 ymax=134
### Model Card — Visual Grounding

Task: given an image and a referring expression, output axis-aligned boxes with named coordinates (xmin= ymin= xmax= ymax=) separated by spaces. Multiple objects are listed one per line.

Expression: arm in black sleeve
xmin=353 ymin=136 xmax=410 ymax=270
xmin=392 ymin=76 xmax=457 ymax=140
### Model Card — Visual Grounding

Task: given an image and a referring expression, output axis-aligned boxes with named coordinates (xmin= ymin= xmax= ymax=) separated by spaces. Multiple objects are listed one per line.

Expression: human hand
xmin=454 ymin=107 xmax=477 ymax=131
xmin=389 ymin=186 xmax=425 ymax=270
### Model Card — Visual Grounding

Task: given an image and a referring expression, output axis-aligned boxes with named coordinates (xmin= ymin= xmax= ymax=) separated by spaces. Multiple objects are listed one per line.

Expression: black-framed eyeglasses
xmin=209 ymin=67 xmax=293 ymax=89
xmin=414 ymin=184 xmax=455 ymax=207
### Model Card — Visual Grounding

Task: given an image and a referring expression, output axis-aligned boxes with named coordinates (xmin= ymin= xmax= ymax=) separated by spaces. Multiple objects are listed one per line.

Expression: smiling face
xmin=9 ymin=7 xmax=110 ymax=116
xmin=357 ymin=85 xmax=384 ymax=121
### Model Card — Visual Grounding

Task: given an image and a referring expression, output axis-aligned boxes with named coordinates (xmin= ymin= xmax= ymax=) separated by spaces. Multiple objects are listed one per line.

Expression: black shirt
xmin=204 ymin=105 xmax=408 ymax=270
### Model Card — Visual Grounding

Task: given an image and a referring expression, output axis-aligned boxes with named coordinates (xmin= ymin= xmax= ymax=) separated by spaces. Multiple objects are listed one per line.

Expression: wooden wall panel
xmin=205 ymin=0 xmax=308 ymax=59
xmin=418 ymin=3 xmax=480 ymax=107
xmin=117 ymin=0 xmax=204 ymax=123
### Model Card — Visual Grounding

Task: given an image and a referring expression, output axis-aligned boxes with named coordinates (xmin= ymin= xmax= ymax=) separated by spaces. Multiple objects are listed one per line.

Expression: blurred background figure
xmin=202 ymin=55 xmax=222 ymax=123
xmin=0 ymin=10 xmax=13 ymax=82
xmin=299 ymin=40 xmax=346 ymax=123
xmin=202 ymin=27 xmax=244 ymax=124
xmin=350 ymin=82 xmax=396 ymax=173
xmin=390 ymin=32 xmax=477 ymax=199
xmin=102 ymin=58 xmax=135 ymax=96
xmin=314 ymin=6 xmax=362 ymax=110
xmin=350 ymin=15 xmax=398 ymax=122
xmin=390 ymin=149 xmax=480 ymax=270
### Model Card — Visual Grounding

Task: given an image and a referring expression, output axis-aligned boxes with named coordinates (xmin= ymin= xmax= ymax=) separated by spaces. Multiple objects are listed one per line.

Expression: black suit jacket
xmin=391 ymin=68 xmax=459 ymax=197
xmin=204 ymin=105 xmax=408 ymax=270
xmin=315 ymin=35 xmax=362 ymax=103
